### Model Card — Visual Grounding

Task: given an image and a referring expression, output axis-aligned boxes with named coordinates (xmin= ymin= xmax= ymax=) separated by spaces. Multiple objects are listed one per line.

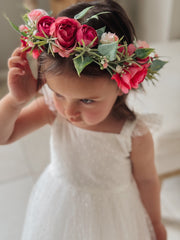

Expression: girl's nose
xmin=65 ymin=102 xmax=80 ymax=118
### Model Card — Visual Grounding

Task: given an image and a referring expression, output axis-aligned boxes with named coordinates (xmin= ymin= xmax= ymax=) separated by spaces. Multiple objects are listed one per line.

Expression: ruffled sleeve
xmin=40 ymin=84 xmax=57 ymax=112
xmin=132 ymin=113 xmax=163 ymax=138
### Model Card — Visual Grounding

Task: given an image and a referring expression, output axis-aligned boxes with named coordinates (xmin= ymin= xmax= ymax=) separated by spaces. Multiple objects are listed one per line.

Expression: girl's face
xmin=46 ymin=70 xmax=122 ymax=129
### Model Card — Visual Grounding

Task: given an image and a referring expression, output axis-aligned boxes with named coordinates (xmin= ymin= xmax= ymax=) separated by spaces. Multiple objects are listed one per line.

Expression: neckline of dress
xmin=60 ymin=116 xmax=132 ymax=137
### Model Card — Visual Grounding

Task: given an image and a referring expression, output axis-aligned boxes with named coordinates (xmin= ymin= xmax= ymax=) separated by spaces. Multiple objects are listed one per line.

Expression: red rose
xmin=37 ymin=16 xmax=55 ymax=37
xmin=50 ymin=17 xmax=81 ymax=57
xmin=111 ymin=72 xmax=131 ymax=94
xmin=129 ymin=64 xmax=148 ymax=88
xmin=32 ymin=48 xmax=43 ymax=59
xmin=76 ymin=24 xmax=98 ymax=47
xmin=136 ymin=56 xmax=151 ymax=67
xmin=20 ymin=36 xmax=32 ymax=52
xmin=111 ymin=64 xmax=148 ymax=94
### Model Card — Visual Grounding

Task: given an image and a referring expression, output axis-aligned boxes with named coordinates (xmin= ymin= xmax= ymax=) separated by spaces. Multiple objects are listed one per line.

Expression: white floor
xmin=0 ymin=40 xmax=180 ymax=239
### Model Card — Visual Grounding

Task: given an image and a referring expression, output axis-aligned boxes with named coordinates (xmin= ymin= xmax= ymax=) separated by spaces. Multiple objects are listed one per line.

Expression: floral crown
xmin=7 ymin=7 xmax=167 ymax=94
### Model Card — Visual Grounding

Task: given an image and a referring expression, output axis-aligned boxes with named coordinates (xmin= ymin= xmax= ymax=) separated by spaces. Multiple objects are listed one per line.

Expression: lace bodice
xmin=49 ymin=116 xmax=137 ymax=191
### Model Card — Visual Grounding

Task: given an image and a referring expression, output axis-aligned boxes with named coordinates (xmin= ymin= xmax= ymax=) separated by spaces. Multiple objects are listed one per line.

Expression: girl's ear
xmin=117 ymin=89 xmax=123 ymax=96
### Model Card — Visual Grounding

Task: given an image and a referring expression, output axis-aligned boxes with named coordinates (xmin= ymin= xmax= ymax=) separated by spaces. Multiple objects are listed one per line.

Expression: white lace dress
xmin=21 ymin=86 xmax=157 ymax=240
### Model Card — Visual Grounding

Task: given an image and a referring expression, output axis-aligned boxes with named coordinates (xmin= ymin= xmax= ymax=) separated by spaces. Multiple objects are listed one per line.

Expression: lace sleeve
xmin=40 ymin=84 xmax=57 ymax=112
xmin=132 ymin=113 xmax=163 ymax=137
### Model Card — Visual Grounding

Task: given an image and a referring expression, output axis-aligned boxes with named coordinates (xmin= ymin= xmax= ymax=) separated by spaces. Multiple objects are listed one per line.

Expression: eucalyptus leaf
xmin=74 ymin=6 xmax=94 ymax=20
xmin=135 ymin=48 xmax=154 ymax=59
xmin=47 ymin=10 xmax=53 ymax=16
xmin=73 ymin=55 xmax=93 ymax=76
xmin=150 ymin=59 xmax=168 ymax=72
xmin=98 ymin=41 xmax=118 ymax=61
xmin=96 ymin=26 xmax=106 ymax=40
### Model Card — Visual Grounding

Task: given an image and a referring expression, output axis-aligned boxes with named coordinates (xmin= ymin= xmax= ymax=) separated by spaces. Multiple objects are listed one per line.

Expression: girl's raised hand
xmin=8 ymin=47 xmax=39 ymax=105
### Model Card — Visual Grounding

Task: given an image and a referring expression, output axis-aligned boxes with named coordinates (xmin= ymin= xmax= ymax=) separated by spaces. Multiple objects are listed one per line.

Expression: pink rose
xmin=111 ymin=64 xmax=148 ymax=94
xmin=50 ymin=17 xmax=81 ymax=57
xmin=76 ymin=24 xmax=98 ymax=47
xmin=100 ymin=32 xmax=118 ymax=44
xmin=127 ymin=43 xmax=136 ymax=56
xmin=118 ymin=43 xmax=136 ymax=56
xmin=28 ymin=9 xmax=48 ymax=23
xmin=19 ymin=25 xmax=29 ymax=32
xmin=37 ymin=16 xmax=55 ymax=37
xmin=136 ymin=40 xmax=150 ymax=48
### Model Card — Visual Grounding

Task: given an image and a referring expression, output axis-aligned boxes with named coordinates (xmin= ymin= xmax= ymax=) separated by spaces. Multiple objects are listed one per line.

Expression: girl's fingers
xmin=11 ymin=47 xmax=27 ymax=60
xmin=8 ymin=56 xmax=27 ymax=69
xmin=11 ymin=47 xmax=24 ymax=57
xmin=8 ymin=68 xmax=25 ymax=80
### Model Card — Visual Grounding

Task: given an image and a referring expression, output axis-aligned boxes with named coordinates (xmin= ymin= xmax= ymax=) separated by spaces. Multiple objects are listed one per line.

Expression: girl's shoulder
xmin=131 ymin=113 xmax=162 ymax=138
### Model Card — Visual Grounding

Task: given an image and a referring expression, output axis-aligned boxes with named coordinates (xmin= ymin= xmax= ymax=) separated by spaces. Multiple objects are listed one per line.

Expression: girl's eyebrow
xmin=46 ymin=84 xmax=100 ymax=100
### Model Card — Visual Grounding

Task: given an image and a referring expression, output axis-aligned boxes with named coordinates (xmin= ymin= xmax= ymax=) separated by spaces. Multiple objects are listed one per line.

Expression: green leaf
xmin=47 ymin=10 xmax=53 ymax=16
xmin=135 ymin=48 xmax=154 ymax=59
xmin=74 ymin=6 xmax=94 ymax=20
xmin=73 ymin=55 xmax=93 ymax=76
xmin=84 ymin=11 xmax=110 ymax=23
xmin=22 ymin=13 xmax=30 ymax=25
xmin=98 ymin=41 xmax=118 ymax=61
xmin=4 ymin=15 xmax=27 ymax=37
xmin=96 ymin=26 xmax=106 ymax=40
xmin=34 ymin=35 xmax=46 ymax=40
xmin=150 ymin=59 xmax=168 ymax=72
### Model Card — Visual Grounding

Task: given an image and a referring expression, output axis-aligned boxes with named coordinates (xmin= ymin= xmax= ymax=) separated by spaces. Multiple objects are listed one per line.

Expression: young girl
xmin=1 ymin=0 xmax=167 ymax=239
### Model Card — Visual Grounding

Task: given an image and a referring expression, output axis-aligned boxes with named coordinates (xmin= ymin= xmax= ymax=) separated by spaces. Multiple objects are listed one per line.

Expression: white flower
xmin=116 ymin=65 xmax=122 ymax=73
xmin=100 ymin=32 xmax=119 ymax=44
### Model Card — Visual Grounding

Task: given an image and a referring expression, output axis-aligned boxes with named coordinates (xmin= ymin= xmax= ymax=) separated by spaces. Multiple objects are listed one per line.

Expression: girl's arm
xmin=0 ymin=47 xmax=55 ymax=145
xmin=131 ymin=128 xmax=167 ymax=240
xmin=0 ymin=95 xmax=55 ymax=144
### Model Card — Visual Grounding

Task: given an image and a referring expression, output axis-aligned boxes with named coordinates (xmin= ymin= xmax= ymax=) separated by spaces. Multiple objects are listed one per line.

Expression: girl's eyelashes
xmin=80 ymin=99 xmax=94 ymax=104
xmin=55 ymin=93 xmax=94 ymax=104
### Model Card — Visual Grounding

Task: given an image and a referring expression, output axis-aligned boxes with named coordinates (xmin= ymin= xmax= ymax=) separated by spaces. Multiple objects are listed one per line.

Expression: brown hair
xmin=38 ymin=0 xmax=137 ymax=121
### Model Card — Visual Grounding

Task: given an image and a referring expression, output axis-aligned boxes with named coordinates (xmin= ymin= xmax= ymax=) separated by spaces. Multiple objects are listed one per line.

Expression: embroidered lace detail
xmin=132 ymin=113 xmax=162 ymax=137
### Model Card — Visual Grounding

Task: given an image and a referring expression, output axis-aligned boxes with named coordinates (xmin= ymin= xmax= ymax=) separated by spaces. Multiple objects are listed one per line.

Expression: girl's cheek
xmin=84 ymin=108 xmax=106 ymax=123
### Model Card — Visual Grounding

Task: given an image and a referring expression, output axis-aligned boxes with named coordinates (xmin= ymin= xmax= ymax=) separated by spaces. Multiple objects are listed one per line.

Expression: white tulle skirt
xmin=21 ymin=164 xmax=156 ymax=240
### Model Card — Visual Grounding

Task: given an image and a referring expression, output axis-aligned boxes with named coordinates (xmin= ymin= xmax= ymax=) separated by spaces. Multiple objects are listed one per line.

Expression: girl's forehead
xmin=46 ymin=72 xmax=118 ymax=97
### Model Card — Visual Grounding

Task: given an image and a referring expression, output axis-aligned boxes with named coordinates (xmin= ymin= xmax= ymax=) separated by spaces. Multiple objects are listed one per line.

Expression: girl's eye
xmin=80 ymin=99 xmax=94 ymax=104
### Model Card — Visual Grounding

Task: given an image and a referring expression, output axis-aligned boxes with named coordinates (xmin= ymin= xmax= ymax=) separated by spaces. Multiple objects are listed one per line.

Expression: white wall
xmin=118 ymin=0 xmax=180 ymax=43
xmin=170 ymin=0 xmax=180 ymax=39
